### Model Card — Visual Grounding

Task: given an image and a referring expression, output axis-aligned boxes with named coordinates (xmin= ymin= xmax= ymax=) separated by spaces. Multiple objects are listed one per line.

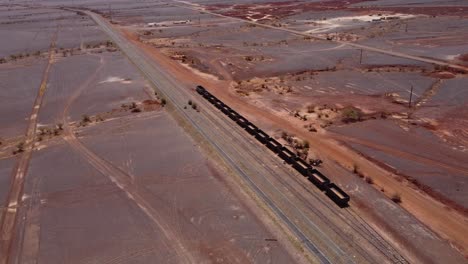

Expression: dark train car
xmin=221 ymin=104 xmax=231 ymax=115
xmin=325 ymin=183 xmax=350 ymax=208
xmin=202 ymin=91 xmax=212 ymax=99
xmin=227 ymin=109 xmax=240 ymax=121
xmin=278 ymin=147 xmax=296 ymax=164
xmin=293 ymin=158 xmax=311 ymax=176
xmin=214 ymin=100 xmax=225 ymax=110
xmin=245 ymin=122 xmax=258 ymax=135
xmin=236 ymin=116 xmax=249 ymax=128
xmin=196 ymin=85 xmax=206 ymax=94
xmin=255 ymin=130 xmax=269 ymax=144
xmin=307 ymin=169 xmax=330 ymax=190
xmin=208 ymin=95 xmax=218 ymax=104
xmin=266 ymin=137 xmax=282 ymax=153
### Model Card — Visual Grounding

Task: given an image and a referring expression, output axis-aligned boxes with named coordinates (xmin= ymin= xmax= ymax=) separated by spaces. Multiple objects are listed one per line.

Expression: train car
xmin=325 ymin=183 xmax=350 ymax=208
xmin=245 ymin=122 xmax=258 ymax=135
xmin=278 ymin=147 xmax=296 ymax=164
xmin=254 ymin=129 xmax=269 ymax=144
xmin=202 ymin=91 xmax=212 ymax=99
xmin=293 ymin=158 xmax=311 ymax=176
xmin=221 ymin=104 xmax=231 ymax=115
xmin=214 ymin=100 xmax=225 ymax=110
xmin=236 ymin=116 xmax=249 ymax=128
xmin=208 ymin=95 xmax=218 ymax=104
xmin=196 ymin=85 xmax=206 ymax=94
xmin=227 ymin=109 xmax=240 ymax=121
xmin=307 ymin=169 xmax=331 ymax=190
xmin=266 ymin=137 xmax=282 ymax=153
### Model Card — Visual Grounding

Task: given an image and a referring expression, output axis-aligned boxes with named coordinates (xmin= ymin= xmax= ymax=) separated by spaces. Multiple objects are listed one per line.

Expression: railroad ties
xmin=196 ymin=85 xmax=350 ymax=208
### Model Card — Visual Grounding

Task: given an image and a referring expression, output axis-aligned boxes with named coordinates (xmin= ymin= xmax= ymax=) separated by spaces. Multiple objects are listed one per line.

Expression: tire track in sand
xmin=60 ymin=56 xmax=198 ymax=264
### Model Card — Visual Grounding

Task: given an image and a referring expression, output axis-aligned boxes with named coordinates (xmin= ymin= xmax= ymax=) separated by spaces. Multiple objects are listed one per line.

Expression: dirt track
xmin=0 ymin=30 xmax=57 ymax=264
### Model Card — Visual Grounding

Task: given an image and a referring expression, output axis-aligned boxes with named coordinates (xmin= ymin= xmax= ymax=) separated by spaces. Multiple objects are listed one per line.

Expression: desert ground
xmin=0 ymin=0 xmax=467 ymax=263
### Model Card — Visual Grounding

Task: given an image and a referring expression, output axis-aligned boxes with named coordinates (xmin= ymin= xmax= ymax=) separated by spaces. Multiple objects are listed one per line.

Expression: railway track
xmin=194 ymin=87 xmax=408 ymax=264
xmin=83 ymin=10 xmax=407 ymax=264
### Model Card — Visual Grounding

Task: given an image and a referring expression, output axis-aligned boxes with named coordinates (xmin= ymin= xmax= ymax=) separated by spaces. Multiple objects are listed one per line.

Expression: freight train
xmin=196 ymin=85 xmax=350 ymax=208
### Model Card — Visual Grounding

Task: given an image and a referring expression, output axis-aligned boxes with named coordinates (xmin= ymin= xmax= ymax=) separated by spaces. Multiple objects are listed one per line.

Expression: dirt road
xmin=0 ymin=31 xmax=56 ymax=264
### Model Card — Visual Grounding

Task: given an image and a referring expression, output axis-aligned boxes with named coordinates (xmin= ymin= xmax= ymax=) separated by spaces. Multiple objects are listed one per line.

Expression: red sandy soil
xmin=119 ymin=28 xmax=468 ymax=257
xmin=208 ymin=1 xmax=468 ymax=20
xmin=427 ymin=71 xmax=456 ymax=79
xmin=375 ymin=6 xmax=468 ymax=17
xmin=459 ymin=54 xmax=468 ymax=62
xmin=457 ymin=53 xmax=468 ymax=65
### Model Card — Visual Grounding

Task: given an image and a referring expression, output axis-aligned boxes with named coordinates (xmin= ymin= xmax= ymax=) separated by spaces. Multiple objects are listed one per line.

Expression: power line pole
xmin=359 ymin=49 xmax=363 ymax=64
xmin=408 ymin=85 xmax=413 ymax=108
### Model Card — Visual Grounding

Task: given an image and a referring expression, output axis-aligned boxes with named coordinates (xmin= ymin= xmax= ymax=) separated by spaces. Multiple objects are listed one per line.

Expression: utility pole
xmin=405 ymin=23 xmax=408 ymax=33
xmin=359 ymin=49 xmax=363 ymax=64
xmin=408 ymin=85 xmax=413 ymax=108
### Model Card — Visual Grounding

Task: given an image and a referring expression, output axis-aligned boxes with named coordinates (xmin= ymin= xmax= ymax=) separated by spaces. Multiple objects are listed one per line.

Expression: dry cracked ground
xmin=0 ymin=0 xmax=467 ymax=264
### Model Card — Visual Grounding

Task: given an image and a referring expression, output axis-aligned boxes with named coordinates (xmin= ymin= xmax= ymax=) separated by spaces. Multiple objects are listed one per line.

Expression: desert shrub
xmin=82 ymin=115 xmax=91 ymax=123
xmin=161 ymin=98 xmax=167 ymax=106
xmin=391 ymin=193 xmax=402 ymax=203
xmin=15 ymin=142 xmax=25 ymax=153
xmin=365 ymin=177 xmax=374 ymax=184
xmin=341 ymin=107 xmax=363 ymax=123
xmin=281 ymin=131 xmax=288 ymax=139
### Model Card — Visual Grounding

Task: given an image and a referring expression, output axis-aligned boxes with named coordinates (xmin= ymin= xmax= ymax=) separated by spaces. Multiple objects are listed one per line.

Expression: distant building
xmin=147 ymin=20 xmax=191 ymax=27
